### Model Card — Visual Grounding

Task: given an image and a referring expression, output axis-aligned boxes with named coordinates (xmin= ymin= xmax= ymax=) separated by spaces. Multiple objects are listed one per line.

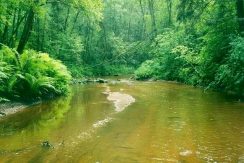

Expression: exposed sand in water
xmin=105 ymin=86 xmax=135 ymax=112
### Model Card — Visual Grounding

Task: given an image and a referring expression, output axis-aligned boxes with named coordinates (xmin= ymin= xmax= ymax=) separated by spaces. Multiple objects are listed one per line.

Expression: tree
xmin=148 ymin=0 xmax=157 ymax=37
xmin=17 ymin=8 xmax=35 ymax=54
xmin=236 ymin=0 xmax=244 ymax=34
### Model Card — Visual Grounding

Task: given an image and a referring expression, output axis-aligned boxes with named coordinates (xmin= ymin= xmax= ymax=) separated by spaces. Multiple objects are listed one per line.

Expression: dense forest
xmin=0 ymin=0 xmax=243 ymax=101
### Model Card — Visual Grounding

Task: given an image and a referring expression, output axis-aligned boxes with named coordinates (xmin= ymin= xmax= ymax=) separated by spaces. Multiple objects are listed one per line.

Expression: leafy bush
xmin=135 ymin=29 xmax=192 ymax=81
xmin=0 ymin=62 xmax=12 ymax=86
xmin=68 ymin=65 xmax=86 ymax=78
xmin=135 ymin=27 xmax=243 ymax=97
xmin=134 ymin=60 xmax=160 ymax=80
xmin=212 ymin=36 xmax=244 ymax=96
xmin=0 ymin=48 xmax=16 ymax=94
xmin=172 ymin=45 xmax=201 ymax=85
xmin=0 ymin=47 xmax=71 ymax=101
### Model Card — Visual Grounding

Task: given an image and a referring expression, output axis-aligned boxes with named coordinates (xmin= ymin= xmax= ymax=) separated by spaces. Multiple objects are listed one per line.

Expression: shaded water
xmin=0 ymin=80 xmax=244 ymax=162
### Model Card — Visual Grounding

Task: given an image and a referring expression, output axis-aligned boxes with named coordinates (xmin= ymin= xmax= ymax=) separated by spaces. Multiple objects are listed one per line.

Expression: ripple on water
xmin=151 ymin=157 xmax=178 ymax=162
xmin=179 ymin=150 xmax=193 ymax=157
xmin=239 ymin=156 xmax=244 ymax=163
xmin=93 ymin=117 xmax=113 ymax=128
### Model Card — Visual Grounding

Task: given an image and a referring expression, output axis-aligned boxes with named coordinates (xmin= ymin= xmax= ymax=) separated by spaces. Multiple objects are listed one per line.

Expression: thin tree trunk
xmin=236 ymin=0 xmax=244 ymax=34
xmin=41 ymin=14 xmax=47 ymax=51
xmin=1 ymin=24 xmax=9 ymax=45
xmin=139 ymin=0 xmax=146 ymax=39
xmin=100 ymin=22 xmax=108 ymax=60
xmin=148 ymin=0 xmax=157 ymax=37
xmin=71 ymin=10 xmax=80 ymax=33
xmin=63 ymin=7 xmax=70 ymax=31
xmin=17 ymin=8 xmax=35 ymax=54
xmin=166 ymin=0 xmax=172 ymax=26
xmin=36 ymin=17 xmax=41 ymax=51
xmin=9 ymin=8 xmax=17 ymax=47
xmin=127 ymin=18 xmax=131 ymax=41
xmin=8 ymin=10 xmax=26 ymax=47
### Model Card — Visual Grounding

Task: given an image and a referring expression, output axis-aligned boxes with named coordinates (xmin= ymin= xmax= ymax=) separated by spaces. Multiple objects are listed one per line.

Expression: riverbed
xmin=0 ymin=80 xmax=243 ymax=162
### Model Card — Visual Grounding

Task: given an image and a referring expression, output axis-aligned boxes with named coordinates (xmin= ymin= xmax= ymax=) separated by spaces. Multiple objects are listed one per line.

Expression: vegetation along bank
xmin=0 ymin=0 xmax=243 ymax=105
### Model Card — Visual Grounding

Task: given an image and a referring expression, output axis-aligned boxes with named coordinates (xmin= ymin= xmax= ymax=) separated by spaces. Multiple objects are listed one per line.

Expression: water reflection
xmin=1 ymin=95 xmax=73 ymax=131
xmin=0 ymin=81 xmax=243 ymax=162
xmin=0 ymin=92 xmax=73 ymax=155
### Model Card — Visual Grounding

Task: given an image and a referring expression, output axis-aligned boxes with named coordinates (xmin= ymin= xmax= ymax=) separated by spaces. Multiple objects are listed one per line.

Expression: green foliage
xmin=134 ymin=60 xmax=160 ymax=80
xmin=0 ymin=47 xmax=17 ymax=65
xmin=0 ymin=97 xmax=10 ymax=103
xmin=150 ymin=30 xmax=183 ymax=80
xmin=0 ymin=47 xmax=16 ymax=94
xmin=172 ymin=45 xmax=201 ymax=85
xmin=94 ymin=64 xmax=134 ymax=76
xmin=212 ymin=36 xmax=244 ymax=96
xmin=104 ymin=65 xmax=134 ymax=76
xmin=20 ymin=50 xmax=71 ymax=95
xmin=135 ymin=29 xmax=200 ymax=82
xmin=1 ymin=0 xmax=243 ymax=98
xmin=0 ymin=47 xmax=71 ymax=101
xmin=43 ymin=33 xmax=84 ymax=66
xmin=0 ymin=62 xmax=11 ymax=85
xmin=69 ymin=65 xmax=87 ymax=78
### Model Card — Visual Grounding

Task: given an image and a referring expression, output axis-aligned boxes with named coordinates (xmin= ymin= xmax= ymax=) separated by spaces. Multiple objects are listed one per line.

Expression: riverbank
xmin=0 ymin=79 xmax=243 ymax=162
xmin=0 ymin=102 xmax=29 ymax=118
xmin=1 ymin=76 xmax=242 ymax=119
xmin=0 ymin=100 xmax=42 ymax=118
xmin=0 ymin=76 xmax=134 ymax=118
xmin=135 ymin=77 xmax=244 ymax=102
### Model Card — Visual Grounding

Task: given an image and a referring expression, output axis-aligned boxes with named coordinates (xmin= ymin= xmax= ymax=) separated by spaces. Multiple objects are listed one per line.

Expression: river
xmin=0 ymin=80 xmax=243 ymax=162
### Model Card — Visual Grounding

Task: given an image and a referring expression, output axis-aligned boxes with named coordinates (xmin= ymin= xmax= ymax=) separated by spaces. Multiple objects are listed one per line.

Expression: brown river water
xmin=0 ymin=80 xmax=243 ymax=163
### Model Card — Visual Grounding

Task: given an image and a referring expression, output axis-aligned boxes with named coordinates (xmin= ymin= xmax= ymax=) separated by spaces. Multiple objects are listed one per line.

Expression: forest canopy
xmin=0 ymin=0 xmax=244 ymax=100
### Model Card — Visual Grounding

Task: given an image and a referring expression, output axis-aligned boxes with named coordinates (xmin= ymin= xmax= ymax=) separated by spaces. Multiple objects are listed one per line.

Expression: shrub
xmin=212 ymin=36 xmax=244 ymax=96
xmin=134 ymin=60 xmax=160 ymax=80
xmin=0 ymin=47 xmax=71 ymax=101
xmin=20 ymin=50 xmax=71 ymax=96
xmin=135 ymin=29 xmax=187 ymax=81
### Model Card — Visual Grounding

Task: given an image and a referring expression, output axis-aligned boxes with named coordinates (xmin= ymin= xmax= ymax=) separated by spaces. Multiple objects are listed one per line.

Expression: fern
xmin=0 ymin=47 xmax=71 ymax=101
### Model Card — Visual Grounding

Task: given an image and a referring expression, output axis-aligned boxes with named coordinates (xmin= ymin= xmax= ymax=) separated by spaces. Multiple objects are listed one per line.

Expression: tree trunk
xmin=36 ymin=17 xmax=41 ymax=51
xmin=17 ymin=8 xmax=35 ymax=54
xmin=148 ymin=0 xmax=157 ymax=37
xmin=127 ymin=18 xmax=131 ymax=41
xmin=71 ymin=10 xmax=80 ymax=33
xmin=63 ymin=7 xmax=70 ymax=31
xmin=166 ymin=0 xmax=172 ymax=26
xmin=41 ymin=14 xmax=47 ymax=51
xmin=8 ymin=9 xmax=17 ymax=47
xmin=139 ymin=0 xmax=146 ymax=39
xmin=8 ymin=10 xmax=26 ymax=48
xmin=1 ymin=24 xmax=9 ymax=45
xmin=236 ymin=0 xmax=244 ymax=34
